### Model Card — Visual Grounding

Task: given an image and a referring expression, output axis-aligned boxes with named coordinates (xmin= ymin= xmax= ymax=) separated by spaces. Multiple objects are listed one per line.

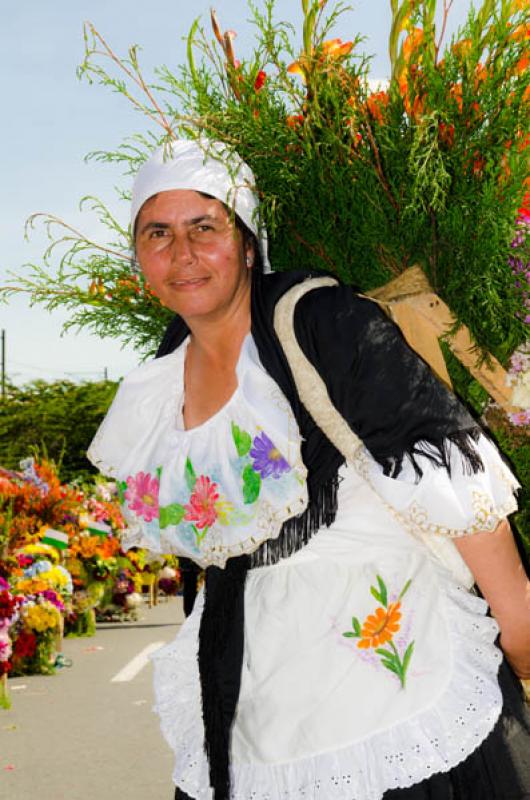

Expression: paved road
xmin=0 ymin=596 xmax=185 ymax=800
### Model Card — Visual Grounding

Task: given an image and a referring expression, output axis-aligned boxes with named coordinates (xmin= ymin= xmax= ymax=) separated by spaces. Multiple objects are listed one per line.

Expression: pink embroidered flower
xmin=185 ymin=476 xmax=219 ymax=529
xmin=125 ymin=472 xmax=160 ymax=522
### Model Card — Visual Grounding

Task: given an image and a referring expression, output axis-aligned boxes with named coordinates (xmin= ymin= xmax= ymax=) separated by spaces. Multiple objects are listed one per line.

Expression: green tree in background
xmin=0 ymin=381 xmax=117 ymax=483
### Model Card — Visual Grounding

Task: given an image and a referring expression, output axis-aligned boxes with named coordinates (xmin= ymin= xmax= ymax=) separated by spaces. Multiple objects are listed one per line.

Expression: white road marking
xmin=111 ymin=641 xmax=165 ymax=683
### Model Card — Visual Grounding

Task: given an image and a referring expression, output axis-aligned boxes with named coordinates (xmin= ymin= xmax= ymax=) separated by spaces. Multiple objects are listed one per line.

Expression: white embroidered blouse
xmin=88 ymin=333 xmax=520 ymax=800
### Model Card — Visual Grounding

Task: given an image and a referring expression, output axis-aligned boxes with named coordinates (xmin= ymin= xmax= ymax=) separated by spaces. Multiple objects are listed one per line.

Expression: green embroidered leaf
xmin=242 ymin=465 xmax=261 ymax=504
xmin=376 ymin=575 xmax=388 ymax=607
xmin=159 ymin=503 xmax=186 ymax=529
xmin=402 ymin=641 xmax=415 ymax=674
xmin=185 ymin=458 xmax=197 ymax=492
xmin=375 ymin=648 xmax=395 ymax=660
xmin=370 ymin=586 xmax=383 ymax=604
xmin=380 ymin=660 xmax=401 ymax=677
xmin=342 ymin=632 xmax=356 ymax=638
xmin=117 ymin=480 xmax=128 ymax=504
xmin=156 ymin=465 xmax=163 ymax=481
xmin=195 ymin=524 xmax=209 ymax=544
xmin=231 ymin=422 xmax=252 ymax=457
xmin=399 ymin=578 xmax=412 ymax=600
xmin=351 ymin=616 xmax=361 ymax=637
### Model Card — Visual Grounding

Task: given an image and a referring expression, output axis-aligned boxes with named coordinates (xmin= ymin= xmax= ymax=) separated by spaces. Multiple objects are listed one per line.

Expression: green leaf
xmin=231 ymin=422 xmax=252 ymax=457
xmin=159 ymin=503 xmax=186 ymax=529
xmin=375 ymin=648 xmax=394 ymax=660
xmin=185 ymin=458 xmax=196 ymax=492
xmin=342 ymin=632 xmax=356 ymax=638
xmin=380 ymin=660 xmax=401 ymax=677
xmin=116 ymin=480 xmax=127 ymax=504
xmin=376 ymin=575 xmax=388 ymax=607
xmin=370 ymin=586 xmax=383 ymax=604
xmin=402 ymin=641 xmax=415 ymax=675
xmin=398 ymin=578 xmax=412 ymax=600
xmin=242 ymin=465 xmax=261 ymax=504
xmin=194 ymin=524 xmax=208 ymax=544
xmin=351 ymin=616 xmax=361 ymax=637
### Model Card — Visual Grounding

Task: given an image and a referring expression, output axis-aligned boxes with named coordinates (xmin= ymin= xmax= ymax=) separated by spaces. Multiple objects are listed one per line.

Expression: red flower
xmin=0 ymin=591 xmax=17 ymax=621
xmin=254 ymin=70 xmax=266 ymax=92
xmin=184 ymin=476 xmax=219 ymax=530
xmin=0 ymin=660 xmax=12 ymax=677
xmin=13 ymin=630 xmax=37 ymax=659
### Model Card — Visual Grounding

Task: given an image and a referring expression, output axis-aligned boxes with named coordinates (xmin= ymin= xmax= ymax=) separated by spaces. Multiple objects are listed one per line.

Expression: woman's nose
xmin=170 ymin=232 xmax=195 ymax=264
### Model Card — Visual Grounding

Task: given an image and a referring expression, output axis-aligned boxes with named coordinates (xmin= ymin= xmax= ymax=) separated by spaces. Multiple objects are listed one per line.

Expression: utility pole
xmin=104 ymin=367 xmax=108 ymax=381
xmin=1 ymin=329 xmax=5 ymax=400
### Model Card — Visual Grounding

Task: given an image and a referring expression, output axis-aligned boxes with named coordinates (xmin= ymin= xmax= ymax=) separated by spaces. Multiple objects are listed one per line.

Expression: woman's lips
xmin=169 ymin=277 xmax=210 ymax=290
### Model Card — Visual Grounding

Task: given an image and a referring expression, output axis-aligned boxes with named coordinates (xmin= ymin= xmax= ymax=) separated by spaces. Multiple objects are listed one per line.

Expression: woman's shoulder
xmin=120 ymin=346 xmax=183 ymax=389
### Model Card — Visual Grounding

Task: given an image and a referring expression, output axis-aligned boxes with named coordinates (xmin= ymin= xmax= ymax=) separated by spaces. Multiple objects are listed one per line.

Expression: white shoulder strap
xmin=273 ymin=277 xmax=363 ymax=461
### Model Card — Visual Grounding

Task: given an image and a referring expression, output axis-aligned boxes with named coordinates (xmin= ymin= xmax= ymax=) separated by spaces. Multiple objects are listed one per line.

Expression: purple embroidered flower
xmin=250 ymin=432 xmax=291 ymax=479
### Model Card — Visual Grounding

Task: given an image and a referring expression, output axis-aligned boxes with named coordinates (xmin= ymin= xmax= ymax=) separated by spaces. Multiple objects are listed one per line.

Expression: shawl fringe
xmin=251 ymin=471 xmax=341 ymax=567
xmin=381 ymin=427 xmax=484 ymax=480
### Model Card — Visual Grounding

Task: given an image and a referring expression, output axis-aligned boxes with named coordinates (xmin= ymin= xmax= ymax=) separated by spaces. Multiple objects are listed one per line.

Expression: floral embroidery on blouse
xmin=116 ymin=422 xmax=296 ymax=555
xmin=123 ymin=470 xmax=160 ymax=522
xmin=342 ymin=575 xmax=415 ymax=688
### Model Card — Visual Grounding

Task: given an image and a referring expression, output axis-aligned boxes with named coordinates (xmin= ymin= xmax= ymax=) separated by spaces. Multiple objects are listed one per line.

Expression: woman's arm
xmin=454 ymin=519 xmax=530 ymax=679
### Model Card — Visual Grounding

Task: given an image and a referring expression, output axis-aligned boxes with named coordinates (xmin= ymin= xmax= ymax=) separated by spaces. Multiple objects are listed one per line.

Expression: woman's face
xmin=135 ymin=189 xmax=252 ymax=325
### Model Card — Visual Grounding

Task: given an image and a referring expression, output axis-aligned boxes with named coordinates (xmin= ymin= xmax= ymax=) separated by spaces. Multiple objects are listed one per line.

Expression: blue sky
xmin=1 ymin=0 xmax=473 ymax=384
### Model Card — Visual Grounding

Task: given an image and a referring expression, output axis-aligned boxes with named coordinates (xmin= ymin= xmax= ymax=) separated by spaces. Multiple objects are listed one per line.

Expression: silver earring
xmin=246 ymin=256 xmax=253 ymax=268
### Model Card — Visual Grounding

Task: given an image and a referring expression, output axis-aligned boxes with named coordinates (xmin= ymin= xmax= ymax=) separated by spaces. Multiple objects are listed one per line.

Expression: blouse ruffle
xmin=87 ymin=336 xmax=308 ymax=568
xmin=151 ymin=561 xmax=502 ymax=800
xmin=353 ymin=434 xmax=519 ymax=588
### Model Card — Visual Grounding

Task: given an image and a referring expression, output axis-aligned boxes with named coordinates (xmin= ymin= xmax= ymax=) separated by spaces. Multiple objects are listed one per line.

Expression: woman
xmin=88 ymin=139 xmax=530 ymax=800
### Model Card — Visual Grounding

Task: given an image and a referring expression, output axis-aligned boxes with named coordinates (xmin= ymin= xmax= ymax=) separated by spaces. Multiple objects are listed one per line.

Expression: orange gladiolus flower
xmin=402 ymin=28 xmax=424 ymax=61
xmin=449 ymin=83 xmax=463 ymax=112
xmin=474 ymin=63 xmax=488 ymax=90
xmin=357 ymin=602 xmax=402 ymax=649
xmin=321 ymin=38 xmax=354 ymax=59
xmin=515 ymin=53 xmax=529 ymax=74
xmin=286 ymin=114 xmax=304 ymax=129
xmin=366 ymin=90 xmax=389 ymax=124
xmin=451 ymin=38 xmax=473 ymax=60
xmin=287 ymin=61 xmax=306 ymax=80
xmin=510 ymin=23 xmax=530 ymax=41
xmin=439 ymin=122 xmax=455 ymax=148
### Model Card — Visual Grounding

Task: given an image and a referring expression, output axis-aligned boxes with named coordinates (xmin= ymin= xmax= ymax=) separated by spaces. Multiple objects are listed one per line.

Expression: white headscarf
xmin=131 ymin=138 xmax=270 ymax=270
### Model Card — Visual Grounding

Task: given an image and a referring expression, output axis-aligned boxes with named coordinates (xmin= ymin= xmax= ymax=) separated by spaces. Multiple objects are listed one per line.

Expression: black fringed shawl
xmin=156 ymin=269 xmax=483 ymax=799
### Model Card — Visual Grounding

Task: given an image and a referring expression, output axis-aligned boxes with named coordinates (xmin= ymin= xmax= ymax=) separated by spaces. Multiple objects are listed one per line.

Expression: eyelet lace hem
xmin=151 ymin=563 xmax=502 ymax=800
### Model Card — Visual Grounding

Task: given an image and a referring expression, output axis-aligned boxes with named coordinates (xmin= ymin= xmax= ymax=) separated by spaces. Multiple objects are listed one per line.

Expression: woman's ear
xmin=245 ymin=241 xmax=255 ymax=269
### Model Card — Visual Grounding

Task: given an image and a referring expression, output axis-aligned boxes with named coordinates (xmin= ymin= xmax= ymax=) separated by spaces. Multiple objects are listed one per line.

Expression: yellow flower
xmin=214 ymin=496 xmax=234 ymax=525
xmin=23 ymin=542 xmax=59 ymax=563
xmin=39 ymin=566 xmax=69 ymax=590
xmin=23 ymin=603 xmax=61 ymax=633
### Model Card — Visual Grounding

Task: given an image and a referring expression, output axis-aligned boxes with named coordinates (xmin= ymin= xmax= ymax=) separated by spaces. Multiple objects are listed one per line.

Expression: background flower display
xmin=0 ymin=458 xmax=182 ymax=679
xmin=0 ymin=0 xmax=527 ymax=544
xmin=0 ymin=578 xmax=22 ymax=708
